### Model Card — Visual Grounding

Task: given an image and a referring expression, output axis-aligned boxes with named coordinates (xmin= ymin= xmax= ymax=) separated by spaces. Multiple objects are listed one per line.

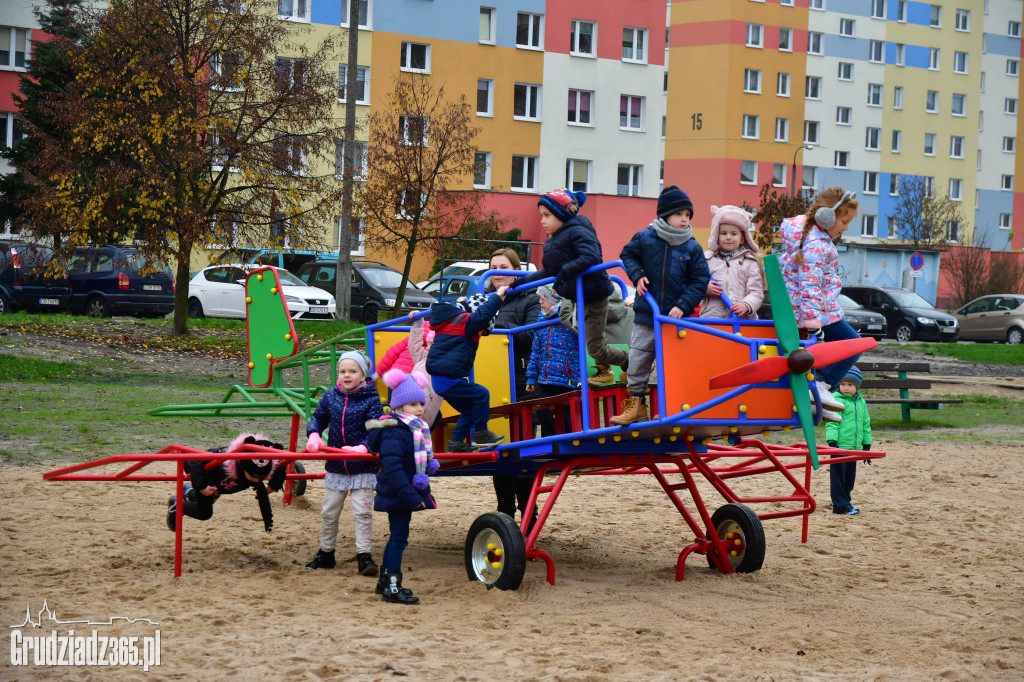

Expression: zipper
xmin=340 ymin=392 xmax=349 ymax=472
xmin=659 ymin=242 xmax=668 ymax=312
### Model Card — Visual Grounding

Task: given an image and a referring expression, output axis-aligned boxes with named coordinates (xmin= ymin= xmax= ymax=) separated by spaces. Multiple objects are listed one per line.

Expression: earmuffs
xmin=814 ymin=191 xmax=856 ymax=230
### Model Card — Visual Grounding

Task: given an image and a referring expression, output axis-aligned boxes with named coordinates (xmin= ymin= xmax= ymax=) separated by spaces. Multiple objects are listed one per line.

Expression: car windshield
xmin=274 ymin=269 xmax=307 ymax=287
xmin=436 ymin=265 xmax=481 ymax=278
xmin=363 ymin=267 xmax=419 ymax=290
xmin=888 ymin=290 xmax=934 ymax=309
xmin=838 ymin=294 xmax=861 ymax=309
xmin=126 ymin=253 xmax=173 ymax=277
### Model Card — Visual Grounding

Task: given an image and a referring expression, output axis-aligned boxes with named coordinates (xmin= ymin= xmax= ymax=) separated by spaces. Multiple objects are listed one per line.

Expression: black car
xmin=67 ymin=246 xmax=175 ymax=318
xmin=842 ymin=285 xmax=958 ymax=342
xmin=296 ymin=260 xmax=436 ymax=324
xmin=0 ymin=241 xmax=71 ymax=314
xmin=837 ymin=293 xmax=888 ymax=339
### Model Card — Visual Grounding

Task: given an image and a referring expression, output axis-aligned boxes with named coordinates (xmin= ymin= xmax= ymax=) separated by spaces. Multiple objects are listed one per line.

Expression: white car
xmin=188 ymin=264 xmax=336 ymax=320
xmin=417 ymin=260 xmax=538 ymax=288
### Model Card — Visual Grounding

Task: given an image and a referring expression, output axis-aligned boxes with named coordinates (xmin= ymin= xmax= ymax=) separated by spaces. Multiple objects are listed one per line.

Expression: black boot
xmin=356 ymin=552 xmax=378 ymax=576
xmin=305 ymin=549 xmax=336 ymax=570
xmin=375 ymin=569 xmax=389 ymax=595
xmin=380 ymin=571 xmax=420 ymax=605
xmin=166 ymin=495 xmax=176 ymax=532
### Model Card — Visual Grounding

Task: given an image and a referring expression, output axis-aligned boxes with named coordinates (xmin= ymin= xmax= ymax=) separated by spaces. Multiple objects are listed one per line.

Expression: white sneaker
xmin=813 ymin=381 xmax=845 ymax=411
xmin=821 ymin=409 xmax=843 ymax=423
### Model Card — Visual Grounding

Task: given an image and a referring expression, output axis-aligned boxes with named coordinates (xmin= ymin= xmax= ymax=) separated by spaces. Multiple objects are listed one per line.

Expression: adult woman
xmin=779 ymin=187 xmax=861 ymax=423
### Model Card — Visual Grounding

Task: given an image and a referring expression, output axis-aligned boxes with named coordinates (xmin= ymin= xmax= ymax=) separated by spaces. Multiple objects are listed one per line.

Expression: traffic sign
xmin=910 ymin=252 xmax=924 ymax=270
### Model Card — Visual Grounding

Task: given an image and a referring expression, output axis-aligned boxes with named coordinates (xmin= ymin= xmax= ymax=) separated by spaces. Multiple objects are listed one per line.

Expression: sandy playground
xmin=1 ymin=436 xmax=1022 ymax=681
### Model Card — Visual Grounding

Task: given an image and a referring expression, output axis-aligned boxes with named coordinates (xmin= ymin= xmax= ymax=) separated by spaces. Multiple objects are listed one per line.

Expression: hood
xmin=428 ymin=301 xmax=464 ymax=325
xmin=906 ymin=307 xmax=955 ymax=321
xmin=706 ymin=205 xmax=758 ymax=252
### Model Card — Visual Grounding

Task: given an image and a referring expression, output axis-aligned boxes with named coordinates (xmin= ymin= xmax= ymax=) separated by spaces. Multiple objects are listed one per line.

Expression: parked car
xmin=420 ymin=274 xmax=479 ymax=303
xmin=295 ymin=260 xmax=434 ymax=325
xmin=955 ymin=294 xmax=1024 ymax=345
xmin=188 ymin=264 xmax=336 ymax=320
xmin=0 ymin=241 xmax=70 ymax=314
xmin=66 ymin=246 xmax=175 ymax=318
xmin=837 ymin=293 xmax=888 ymax=339
xmin=842 ymin=285 xmax=959 ymax=342
xmin=212 ymin=247 xmax=336 ymax=276
xmin=416 ymin=259 xmax=537 ymax=288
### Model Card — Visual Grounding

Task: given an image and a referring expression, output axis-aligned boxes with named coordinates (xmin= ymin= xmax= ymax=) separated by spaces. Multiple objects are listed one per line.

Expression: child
xmin=371 ymin=321 xmax=430 ymax=381
xmin=700 ymin=205 xmax=764 ymax=319
xmin=304 ymin=350 xmax=387 ymax=576
xmin=517 ymin=189 xmax=629 ymax=387
xmin=825 ymin=366 xmax=872 ymax=516
xmin=165 ymin=433 xmax=287 ymax=533
xmin=525 ymin=286 xmax=580 ymax=437
xmin=612 ymin=185 xmax=711 ymax=425
xmin=406 ymin=316 xmax=442 ymax=428
xmin=368 ymin=370 xmax=439 ymax=604
xmin=425 ymin=288 xmax=509 ymax=453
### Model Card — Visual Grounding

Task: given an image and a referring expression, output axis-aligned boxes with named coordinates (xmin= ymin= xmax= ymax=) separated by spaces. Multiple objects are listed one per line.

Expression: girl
xmin=525 ymin=286 xmax=580 ymax=437
xmin=406 ymin=315 xmax=442 ymax=428
xmin=368 ymin=370 xmax=439 ymax=604
xmin=700 ymin=205 xmax=764 ymax=319
xmin=779 ymin=187 xmax=860 ymax=423
xmin=304 ymin=351 xmax=387 ymax=576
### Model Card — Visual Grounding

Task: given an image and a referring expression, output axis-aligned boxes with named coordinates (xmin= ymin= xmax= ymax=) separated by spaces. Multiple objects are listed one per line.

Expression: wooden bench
xmin=855 ymin=361 xmax=964 ymax=423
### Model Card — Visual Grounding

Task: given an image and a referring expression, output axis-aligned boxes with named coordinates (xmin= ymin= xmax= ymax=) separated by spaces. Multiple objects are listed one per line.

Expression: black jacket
xmin=519 ymin=215 xmax=613 ymax=303
xmin=186 ymin=458 xmax=287 ymax=495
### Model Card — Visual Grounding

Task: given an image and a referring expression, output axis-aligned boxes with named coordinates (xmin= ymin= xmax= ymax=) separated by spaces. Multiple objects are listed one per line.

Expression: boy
xmin=825 ymin=366 xmax=872 ymax=516
xmin=611 ymin=185 xmax=711 ymax=425
xmin=426 ymin=289 xmax=509 ymax=453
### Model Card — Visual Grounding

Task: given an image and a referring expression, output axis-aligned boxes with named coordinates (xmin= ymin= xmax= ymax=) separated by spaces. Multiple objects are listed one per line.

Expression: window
xmin=1001 ymin=174 xmax=1013 ymax=190
xmin=948 ymin=178 xmax=962 ymax=200
xmin=1009 ymin=21 xmax=1021 ymax=37
xmin=275 ymin=57 xmax=307 ymax=92
xmin=335 ymin=216 xmax=364 ymax=256
xmin=617 ymin=164 xmax=642 ymax=196
xmin=871 ymin=0 xmax=885 ymax=19
xmin=887 ymin=216 xmax=898 ymax=235
xmin=744 ymin=69 xmax=762 ymax=93
xmin=956 ymin=9 xmax=970 ymax=31
xmin=892 ymin=130 xmax=902 ymax=152
xmin=510 ymin=155 xmax=538 ymax=192
xmin=834 ymin=151 xmax=849 ymax=168
xmin=807 ymin=32 xmax=823 ymax=55
xmin=928 ymin=48 xmax=940 ymax=70
xmin=952 ymin=93 xmax=966 ymax=116
xmin=338 ymin=65 xmax=369 ymax=104
xmin=954 ymin=51 xmax=967 ymax=73
xmin=804 ymin=120 xmax=820 ymax=144
xmin=802 ymin=166 xmax=818 ymax=189
xmin=341 ymin=0 xmax=369 ymax=28
xmin=894 ymin=86 xmax=903 ymax=110
xmin=211 ymin=52 xmax=244 ymax=90
xmin=865 ymin=127 xmax=880 ymax=150
xmin=895 ymin=0 xmax=907 ymax=21
xmin=836 ymin=106 xmax=852 ymax=125
xmin=889 ymin=174 xmax=900 ymax=195
xmin=335 ymin=140 xmax=368 ymax=180
xmin=924 ymin=133 xmax=936 ymax=155
xmin=661 ymin=115 xmax=666 ymax=137
xmin=742 ymin=114 xmax=760 ymax=139
xmin=570 ymin=19 xmax=596 ymax=57
xmin=862 ymin=215 xmax=877 ymax=237
xmin=924 ymin=176 xmax=935 ymax=198
xmin=946 ymin=221 xmax=961 ymax=242
xmin=0 ymin=112 xmax=25 ymax=149
xmin=274 ymin=135 xmax=306 ymax=175
xmin=567 ymin=89 xmax=593 ymax=125
xmin=926 ymin=90 xmax=938 ymax=113
xmin=772 ymin=163 xmax=787 ymax=187
xmin=620 ymin=95 xmax=644 ymax=130
xmin=1005 ymin=98 xmax=1018 ymax=115
xmin=999 ymin=213 xmax=1012 ymax=229
xmin=565 ymin=159 xmax=591 ymax=192
xmin=747 ymin=23 xmax=763 ymax=48
xmin=775 ymin=117 xmax=789 ymax=142
xmin=278 ymin=0 xmax=310 ymax=21
xmin=895 ymin=43 xmax=905 ymax=65
xmin=839 ymin=18 xmax=854 ymax=36
xmin=479 ymin=7 xmax=496 ymax=44
xmin=779 ymin=27 xmax=793 ymax=51
xmin=837 ymin=62 xmax=853 ymax=80
xmin=1008 ymin=59 xmax=1020 ymax=77
xmin=867 ymin=83 xmax=882 ymax=106
xmin=400 ymin=42 xmax=430 ymax=73
xmin=864 ymin=171 xmax=878 ymax=194
xmin=782 ymin=0 xmax=794 ymax=5
xmin=477 ymin=79 xmax=494 ymax=116
xmin=806 ymin=76 xmax=821 ymax=99
xmin=473 ymin=151 xmax=491 ymax=189
xmin=399 ymin=115 xmax=429 ymax=145
xmin=777 ymin=72 xmax=791 ymax=96
xmin=622 ymin=27 xmax=648 ymax=62
xmin=0 ymin=27 xmax=29 ymax=69
xmin=740 ymin=160 xmax=758 ymax=185
xmin=930 ymin=4 xmax=942 ymax=27
xmin=395 ymin=189 xmax=428 ymax=221
xmin=1003 ymin=136 xmax=1016 ymax=153
xmin=868 ymin=40 xmax=883 ymax=62
xmin=516 ymin=12 xmax=543 ymax=49
xmin=809 ymin=0 xmax=822 ymax=8
xmin=514 ymin=83 xmax=541 ymax=121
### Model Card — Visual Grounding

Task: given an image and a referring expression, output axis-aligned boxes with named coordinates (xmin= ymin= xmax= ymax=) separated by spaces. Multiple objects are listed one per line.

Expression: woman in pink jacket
xmin=700 ymin=204 xmax=764 ymax=319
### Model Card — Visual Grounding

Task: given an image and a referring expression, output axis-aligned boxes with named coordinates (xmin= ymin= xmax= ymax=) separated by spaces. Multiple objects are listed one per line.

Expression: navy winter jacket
xmin=367 ymin=418 xmax=437 ymax=513
xmin=425 ymin=293 xmax=503 ymax=379
xmin=307 ymin=380 xmax=386 ymax=475
xmin=620 ymin=227 xmax=711 ymax=327
xmin=518 ymin=215 xmax=614 ymax=303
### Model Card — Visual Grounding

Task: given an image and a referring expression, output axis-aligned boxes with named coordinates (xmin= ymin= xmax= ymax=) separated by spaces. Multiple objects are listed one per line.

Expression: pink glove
xmin=306 ymin=432 xmax=324 ymax=453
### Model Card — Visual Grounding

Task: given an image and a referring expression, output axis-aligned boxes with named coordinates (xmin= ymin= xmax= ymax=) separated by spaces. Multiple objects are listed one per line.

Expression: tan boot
xmin=609 ymin=396 xmax=648 ymax=425
xmin=588 ymin=365 xmax=615 ymax=387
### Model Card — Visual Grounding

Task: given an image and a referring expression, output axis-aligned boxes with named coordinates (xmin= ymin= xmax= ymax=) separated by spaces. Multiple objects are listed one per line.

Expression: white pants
xmin=320 ymin=487 xmax=374 ymax=554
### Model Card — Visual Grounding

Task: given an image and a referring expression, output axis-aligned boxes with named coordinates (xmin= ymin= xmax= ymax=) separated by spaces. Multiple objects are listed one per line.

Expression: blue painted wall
xmin=838 ymin=245 xmax=941 ymax=304
xmin=345 ymin=0 xmax=547 ymax=45
xmin=975 ymin=189 xmax=1015 ymax=252
xmin=985 ymin=34 xmax=1023 ymax=58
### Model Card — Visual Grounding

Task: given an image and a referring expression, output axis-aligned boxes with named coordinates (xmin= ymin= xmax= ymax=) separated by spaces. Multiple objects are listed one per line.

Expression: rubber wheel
xmin=360 ymin=304 xmax=379 ymax=325
xmin=1007 ymin=328 xmax=1023 ymax=346
xmin=188 ymin=298 xmax=205 ymax=319
xmin=465 ymin=512 xmax=527 ymax=590
xmin=85 ymin=296 xmax=110 ymax=318
xmin=290 ymin=462 xmax=306 ymax=497
xmin=705 ymin=503 xmax=766 ymax=574
xmin=0 ymin=291 xmax=12 ymax=314
xmin=894 ymin=323 xmax=914 ymax=343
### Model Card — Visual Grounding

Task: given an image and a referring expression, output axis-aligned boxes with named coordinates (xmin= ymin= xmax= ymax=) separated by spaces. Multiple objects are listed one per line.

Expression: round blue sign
xmin=910 ymin=252 xmax=924 ymax=270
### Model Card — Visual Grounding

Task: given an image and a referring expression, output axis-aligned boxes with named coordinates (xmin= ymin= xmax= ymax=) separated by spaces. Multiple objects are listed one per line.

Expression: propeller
xmin=708 ymin=255 xmax=877 ymax=469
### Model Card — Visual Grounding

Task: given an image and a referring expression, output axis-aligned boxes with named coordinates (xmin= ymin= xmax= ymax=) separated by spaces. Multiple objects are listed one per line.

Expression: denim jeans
xmin=437 ymin=378 xmax=491 ymax=443
xmin=382 ymin=510 xmax=412 ymax=573
xmin=817 ymin=319 xmax=862 ymax=390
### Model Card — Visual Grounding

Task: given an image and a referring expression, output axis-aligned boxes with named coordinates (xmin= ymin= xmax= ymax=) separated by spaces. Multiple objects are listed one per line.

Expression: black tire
xmin=85 ymin=295 xmax=110 ymax=318
xmin=360 ymin=304 xmax=379 ymax=325
xmin=188 ymin=298 xmax=205 ymax=319
xmin=705 ymin=503 xmax=766 ymax=574
xmin=465 ymin=511 xmax=527 ymax=590
xmin=0 ymin=291 xmax=12 ymax=315
xmin=290 ymin=462 xmax=306 ymax=497
xmin=894 ymin=323 xmax=914 ymax=343
xmin=1007 ymin=327 xmax=1023 ymax=346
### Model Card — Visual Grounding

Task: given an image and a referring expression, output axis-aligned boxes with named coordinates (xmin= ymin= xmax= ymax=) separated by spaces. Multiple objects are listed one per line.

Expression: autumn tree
xmin=751 ymin=183 xmax=812 ymax=252
xmin=888 ymin=175 xmax=968 ymax=247
xmin=942 ymin=237 xmax=991 ymax=308
xmin=430 ymin=220 xmax=524 ymax=274
xmin=16 ymin=0 xmax=344 ymax=334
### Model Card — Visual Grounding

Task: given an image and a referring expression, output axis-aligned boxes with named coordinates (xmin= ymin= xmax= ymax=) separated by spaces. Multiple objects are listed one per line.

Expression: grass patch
xmin=0 ymin=354 xmax=95 ymax=381
xmin=870 ymin=393 xmax=1024 ymax=437
xmin=899 ymin=342 xmax=1024 ymax=366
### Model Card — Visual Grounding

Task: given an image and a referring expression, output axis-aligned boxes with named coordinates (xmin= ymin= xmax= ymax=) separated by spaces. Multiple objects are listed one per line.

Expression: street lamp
xmin=790 ymin=144 xmax=812 ymax=197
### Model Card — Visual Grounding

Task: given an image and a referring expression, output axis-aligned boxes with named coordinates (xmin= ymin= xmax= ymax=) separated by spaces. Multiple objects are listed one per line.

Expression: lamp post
xmin=790 ymin=144 xmax=812 ymax=197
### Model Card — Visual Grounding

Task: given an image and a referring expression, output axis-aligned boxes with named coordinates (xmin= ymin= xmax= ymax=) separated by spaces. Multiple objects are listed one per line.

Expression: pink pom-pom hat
xmin=384 ymin=369 xmax=428 ymax=409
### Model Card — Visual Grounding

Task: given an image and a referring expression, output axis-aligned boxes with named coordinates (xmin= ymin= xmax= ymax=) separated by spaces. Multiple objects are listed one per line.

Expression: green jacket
xmin=825 ymin=391 xmax=872 ymax=449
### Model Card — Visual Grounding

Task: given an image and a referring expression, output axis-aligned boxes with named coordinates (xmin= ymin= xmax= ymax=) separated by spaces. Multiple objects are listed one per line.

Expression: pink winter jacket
xmin=700 ymin=248 xmax=764 ymax=319
xmin=407 ymin=320 xmax=442 ymax=424
xmin=377 ymin=337 xmax=415 ymax=376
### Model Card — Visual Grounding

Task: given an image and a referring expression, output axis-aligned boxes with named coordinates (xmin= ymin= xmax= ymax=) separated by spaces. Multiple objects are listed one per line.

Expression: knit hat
xmin=657 ymin=185 xmax=694 ymax=220
xmin=384 ymin=369 xmax=428 ymax=409
xmin=841 ymin=366 xmax=863 ymax=388
xmin=338 ymin=350 xmax=370 ymax=378
xmin=538 ymin=188 xmax=587 ymax=223
xmin=707 ymin=205 xmax=759 ymax=252
xmin=536 ymin=285 xmax=561 ymax=306
xmin=458 ymin=293 xmax=497 ymax=333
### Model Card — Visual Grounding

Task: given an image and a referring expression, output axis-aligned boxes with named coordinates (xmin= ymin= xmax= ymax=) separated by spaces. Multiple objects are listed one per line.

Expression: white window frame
xmin=278 ymin=0 xmax=310 ymax=22
xmin=742 ymin=114 xmax=760 ymax=139
xmin=802 ymin=166 xmax=818 ymax=190
xmin=477 ymin=78 xmax=494 ymax=117
xmin=275 ymin=56 xmax=307 ymax=92
xmin=779 ymin=27 xmax=793 ymax=52
xmin=889 ymin=174 xmax=900 ymax=196
xmin=510 ymin=154 xmax=539 ymax=192
xmin=948 ymin=178 xmax=963 ymax=201
xmin=868 ymin=40 xmax=883 ymax=63
xmin=395 ymin=189 xmax=428 ymax=221
xmin=400 ymin=42 xmax=431 ymax=74
xmin=871 ymin=0 xmax=885 ymax=18
xmin=1003 ymin=136 xmax=1016 ymax=153
xmin=924 ymin=133 xmax=936 ymax=156
xmin=956 ymin=9 xmax=970 ymax=32
xmin=777 ymin=72 xmax=791 ymax=97
xmin=1011 ymin=21 xmax=1022 ymax=38
xmin=864 ymin=171 xmax=878 ymax=194
xmin=867 ymin=83 xmax=882 ymax=107
xmin=0 ymin=112 xmax=26 ymax=148
xmin=894 ymin=85 xmax=904 ymax=110
xmin=744 ymin=68 xmax=762 ymax=93
xmin=772 ymin=163 xmax=787 ymax=188
xmin=804 ymin=120 xmax=820 ymax=145
xmin=930 ymin=4 xmax=942 ymax=27
xmin=1001 ymin=174 xmax=1014 ymax=190
xmin=926 ymin=90 xmax=938 ymax=113
xmin=337 ymin=215 xmax=365 ymax=256
xmin=746 ymin=23 xmax=763 ymax=48
xmin=617 ymin=163 xmax=643 ymax=196
xmin=807 ymin=32 xmax=823 ymax=55
xmin=516 ymin=12 xmax=544 ymax=50
xmin=839 ymin=18 xmax=854 ymax=36
xmin=622 ymin=27 xmax=648 ymax=63
xmin=567 ymin=88 xmax=594 ymax=126
xmin=999 ymin=213 xmax=1012 ymax=230
xmin=952 ymin=93 xmax=966 ymax=117
xmin=950 ymin=136 xmax=964 ymax=158
xmin=513 ymin=83 xmax=542 ymax=122
xmin=1005 ymin=98 xmax=1018 ymax=115
xmin=619 ymin=95 xmax=645 ymax=131
xmin=892 ymin=129 xmax=902 ymax=153
xmin=340 ymin=0 xmax=371 ymax=29
xmin=570 ymin=19 xmax=597 ymax=58
xmin=740 ymin=160 xmax=758 ymax=185
xmin=479 ymin=7 xmax=496 ymax=44
xmin=953 ymin=51 xmax=967 ymax=74
xmin=399 ymin=114 xmax=429 ymax=146
xmin=946 ymin=221 xmax=961 ymax=243
xmin=565 ymin=158 xmax=592 ymax=192
xmin=834 ymin=150 xmax=850 ymax=169
xmin=836 ymin=106 xmax=852 ymax=125
xmin=806 ymin=76 xmax=821 ymax=100
xmin=809 ymin=0 xmax=823 ymax=10
xmin=781 ymin=0 xmax=794 ymax=5
xmin=335 ymin=139 xmax=368 ymax=180
xmin=895 ymin=43 xmax=905 ymax=66
xmin=1007 ymin=59 xmax=1020 ymax=77
xmin=775 ymin=117 xmax=789 ymax=142
xmin=473 ymin=151 xmax=492 ymax=189
xmin=338 ymin=64 xmax=370 ymax=105
xmin=862 ymin=215 xmax=877 ymax=237
xmin=837 ymin=62 xmax=853 ymax=80
xmin=0 ymin=26 xmax=30 ymax=70
xmin=276 ymin=135 xmax=307 ymax=176
xmin=211 ymin=51 xmax=245 ymax=91
xmin=928 ymin=47 xmax=940 ymax=70
xmin=865 ymin=127 xmax=880 ymax=150
xmin=895 ymin=0 xmax=907 ymax=21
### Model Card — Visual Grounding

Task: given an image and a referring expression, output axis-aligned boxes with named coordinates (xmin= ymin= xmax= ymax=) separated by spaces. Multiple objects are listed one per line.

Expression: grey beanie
xmin=338 ymin=350 xmax=371 ymax=377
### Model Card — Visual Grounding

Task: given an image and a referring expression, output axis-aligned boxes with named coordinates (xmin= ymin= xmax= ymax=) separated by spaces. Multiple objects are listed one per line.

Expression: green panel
xmin=246 ymin=267 xmax=299 ymax=388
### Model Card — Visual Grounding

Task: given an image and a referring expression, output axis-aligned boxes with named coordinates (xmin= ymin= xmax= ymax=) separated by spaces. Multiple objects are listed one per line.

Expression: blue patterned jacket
xmin=525 ymin=311 xmax=581 ymax=389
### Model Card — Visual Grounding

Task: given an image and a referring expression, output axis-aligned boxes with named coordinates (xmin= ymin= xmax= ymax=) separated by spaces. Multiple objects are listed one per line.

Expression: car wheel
xmin=85 ymin=296 xmax=110 ymax=318
xmin=1007 ymin=328 xmax=1023 ymax=346
xmin=0 ymin=291 xmax=12 ymax=315
xmin=188 ymin=298 xmax=205 ymax=319
xmin=895 ymin=323 xmax=914 ymax=343
xmin=360 ymin=304 xmax=379 ymax=325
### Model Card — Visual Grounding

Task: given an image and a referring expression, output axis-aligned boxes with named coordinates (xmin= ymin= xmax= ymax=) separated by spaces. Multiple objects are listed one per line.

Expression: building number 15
xmin=691 ymin=113 xmax=703 ymax=130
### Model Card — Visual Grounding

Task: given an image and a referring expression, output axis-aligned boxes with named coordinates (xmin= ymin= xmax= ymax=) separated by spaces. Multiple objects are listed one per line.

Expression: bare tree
xmin=752 ymin=182 xmax=812 ymax=252
xmin=942 ymin=237 xmax=990 ymax=308
xmin=988 ymin=252 xmax=1024 ymax=295
xmin=888 ymin=175 xmax=968 ymax=247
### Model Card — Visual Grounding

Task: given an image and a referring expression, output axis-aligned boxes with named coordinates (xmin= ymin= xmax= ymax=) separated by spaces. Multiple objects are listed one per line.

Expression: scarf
xmin=716 ymin=245 xmax=748 ymax=262
xmin=338 ymin=377 xmax=369 ymax=393
xmin=394 ymin=411 xmax=435 ymax=489
xmin=651 ymin=217 xmax=692 ymax=246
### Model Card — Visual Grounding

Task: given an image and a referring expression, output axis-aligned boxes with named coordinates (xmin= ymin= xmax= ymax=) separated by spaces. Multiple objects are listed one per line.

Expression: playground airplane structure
xmin=44 ymin=256 xmax=882 ymax=587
